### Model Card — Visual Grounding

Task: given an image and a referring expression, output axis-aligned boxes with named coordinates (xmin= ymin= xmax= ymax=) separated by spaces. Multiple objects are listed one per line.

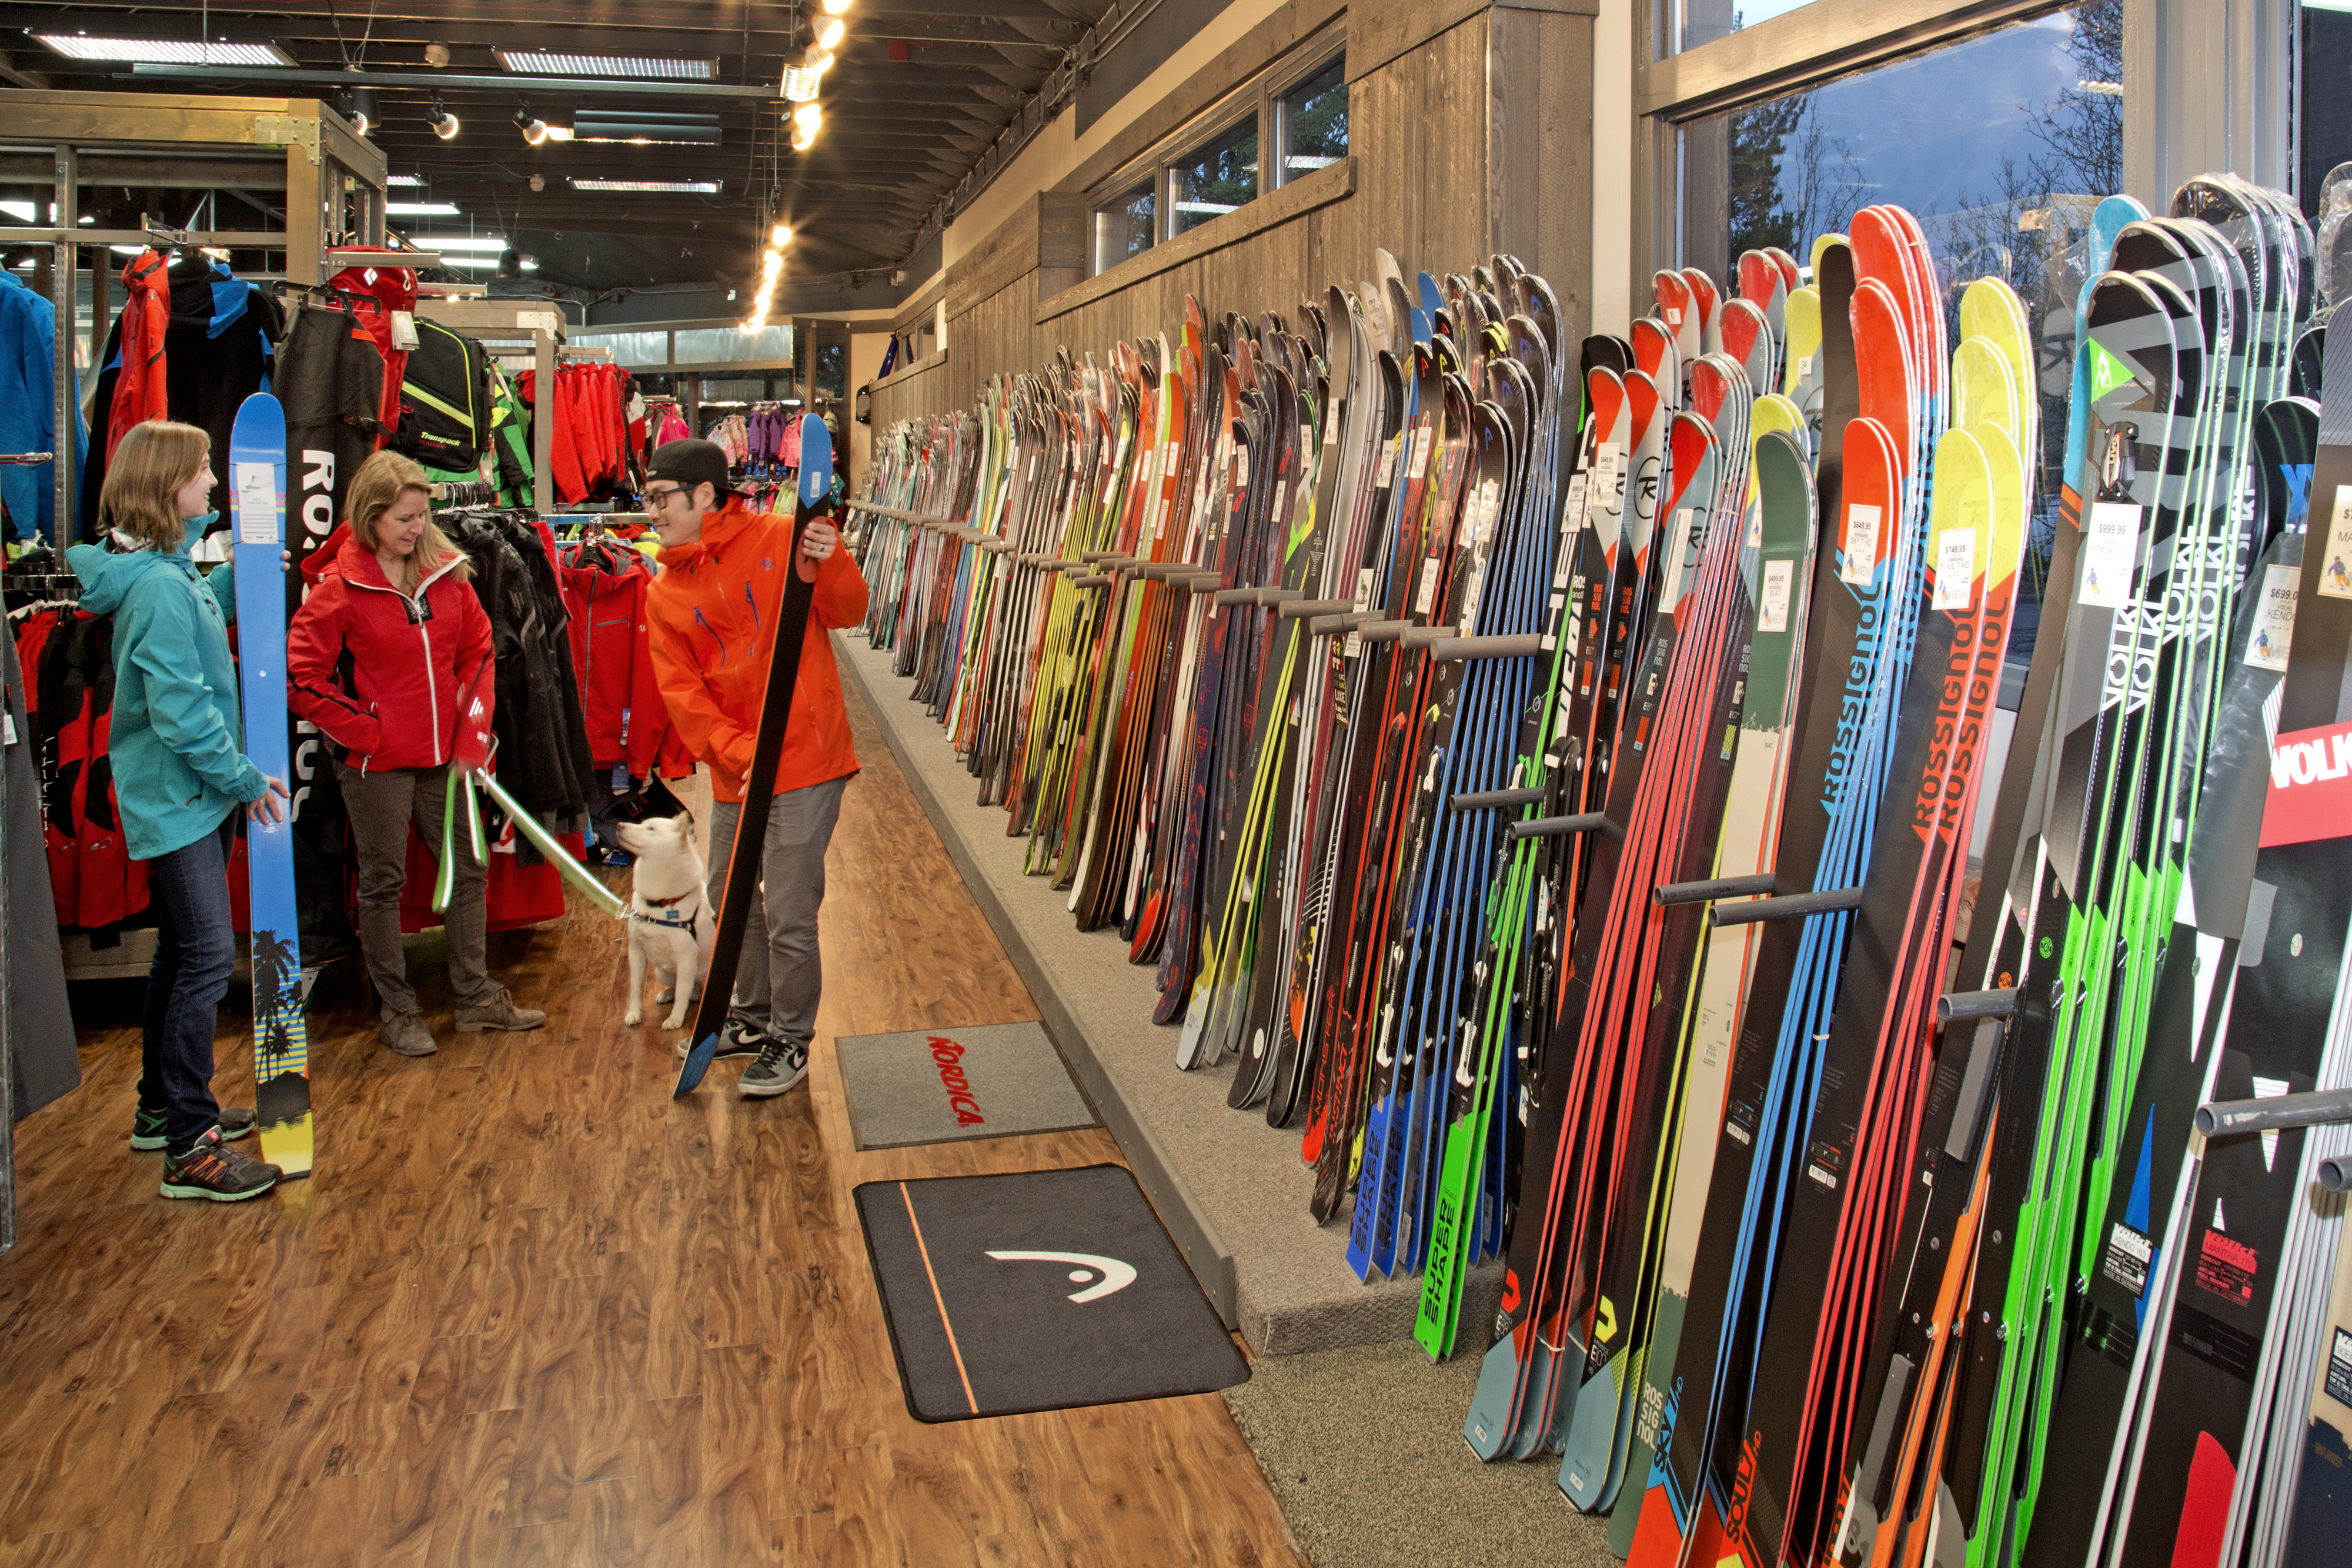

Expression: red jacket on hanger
xmin=106 ymin=252 xmax=172 ymax=457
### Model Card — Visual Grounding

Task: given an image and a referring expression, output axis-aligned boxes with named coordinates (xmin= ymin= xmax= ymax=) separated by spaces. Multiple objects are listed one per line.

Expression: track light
xmin=770 ymin=222 xmax=793 ymax=247
xmin=337 ymin=87 xmax=377 ymax=136
xmin=814 ymin=16 xmax=845 ymax=49
xmin=821 ymin=0 xmax=851 ymax=13
xmin=791 ymin=121 xmax=819 ymax=152
xmin=515 ymin=103 xmax=549 ymax=145
xmin=428 ymin=101 xmax=460 ymax=139
xmin=792 ymin=101 xmax=823 ymax=130
xmin=780 ymin=46 xmax=827 ymax=101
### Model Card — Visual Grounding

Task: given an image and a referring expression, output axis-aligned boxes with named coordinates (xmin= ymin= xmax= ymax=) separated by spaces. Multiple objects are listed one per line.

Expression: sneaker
xmin=132 ymin=1105 xmax=258 ymax=1151
xmin=159 ymin=1128 xmax=282 ymax=1202
xmin=738 ymin=1035 xmax=810 ymax=1098
xmin=455 ymin=989 xmax=547 ymax=1032
xmin=380 ymin=1012 xmax=437 ymax=1057
xmin=674 ymin=1017 xmax=770 ymax=1061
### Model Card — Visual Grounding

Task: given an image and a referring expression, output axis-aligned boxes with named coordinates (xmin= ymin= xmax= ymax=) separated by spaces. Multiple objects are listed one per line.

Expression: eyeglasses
xmin=641 ymin=484 xmax=689 ymax=509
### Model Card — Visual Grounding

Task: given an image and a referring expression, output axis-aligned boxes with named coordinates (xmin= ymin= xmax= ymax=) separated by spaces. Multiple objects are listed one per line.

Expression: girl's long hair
xmin=97 ymin=420 xmax=212 ymax=553
xmin=346 ymin=449 xmax=475 ymax=593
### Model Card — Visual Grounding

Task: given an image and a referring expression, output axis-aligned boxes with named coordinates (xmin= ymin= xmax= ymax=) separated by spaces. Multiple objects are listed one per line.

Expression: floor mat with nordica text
xmin=836 ymin=1021 xmax=1097 ymax=1149
xmin=854 ymin=1165 xmax=1249 ymax=1422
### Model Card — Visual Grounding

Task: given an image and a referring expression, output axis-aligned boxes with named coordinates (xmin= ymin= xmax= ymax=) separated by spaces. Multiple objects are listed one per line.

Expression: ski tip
xmin=799 ymin=415 xmax=834 ymax=507
xmin=673 ymin=1034 xmax=721 ymax=1097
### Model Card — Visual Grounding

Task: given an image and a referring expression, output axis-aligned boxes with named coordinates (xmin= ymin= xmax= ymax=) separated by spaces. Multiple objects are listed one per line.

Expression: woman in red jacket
xmin=288 ymin=449 xmax=546 ymax=1057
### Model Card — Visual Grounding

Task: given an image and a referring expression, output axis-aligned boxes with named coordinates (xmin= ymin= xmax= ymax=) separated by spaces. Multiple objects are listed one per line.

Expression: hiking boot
xmin=674 ymin=1016 xmax=770 ymax=1061
xmin=456 ymin=990 xmax=547 ymax=1032
xmin=380 ymin=1012 xmax=437 ymax=1057
xmin=131 ymin=1105 xmax=257 ymax=1151
xmin=738 ymin=1035 xmax=810 ymax=1098
xmin=159 ymin=1128 xmax=282 ymax=1202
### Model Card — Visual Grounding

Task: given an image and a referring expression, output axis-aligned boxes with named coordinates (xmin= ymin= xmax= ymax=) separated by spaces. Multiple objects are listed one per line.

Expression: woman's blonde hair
xmin=97 ymin=420 xmax=212 ymax=553
xmin=346 ymin=449 xmax=473 ymax=593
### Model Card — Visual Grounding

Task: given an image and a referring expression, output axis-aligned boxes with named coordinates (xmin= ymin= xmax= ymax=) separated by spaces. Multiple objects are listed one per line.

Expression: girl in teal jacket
xmin=68 ymin=419 xmax=288 ymax=1202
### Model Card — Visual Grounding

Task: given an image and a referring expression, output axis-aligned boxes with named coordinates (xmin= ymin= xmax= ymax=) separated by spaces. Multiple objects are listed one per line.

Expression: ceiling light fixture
xmin=337 ymin=86 xmax=379 ymax=136
xmin=404 ymin=235 xmax=511 ymax=251
xmin=386 ymin=201 xmax=463 ymax=216
xmin=570 ymin=110 xmax=723 ymax=145
xmin=814 ymin=17 xmax=846 ymax=50
xmin=387 ymin=173 xmax=425 ymax=186
xmin=429 ymin=102 xmax=461 ymax=139
xmin=35 ymin=35 xmax=295 ymax=65
xmin=770 ymin=222 xmax=793 ymax=246
xmin=425 ymin=41 xmax=452 ymax=67
xmin=515 ymin=103 xmax=549 ymax=145
xmin=822 ymin=0 xmax=853 ymax=14
xmin=571 ymin=178 xmax=723 ymax=193
xmin=496 ymin=49 xmax=719 ymax=79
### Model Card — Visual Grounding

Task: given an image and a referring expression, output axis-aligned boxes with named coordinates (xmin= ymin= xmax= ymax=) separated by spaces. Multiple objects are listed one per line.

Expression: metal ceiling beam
xmin=124 ymin=63 xmax=778 ymax=97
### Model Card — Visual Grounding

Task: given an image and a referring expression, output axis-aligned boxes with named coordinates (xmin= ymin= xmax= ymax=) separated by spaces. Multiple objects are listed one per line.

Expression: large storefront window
xmin=2303 ymin=2 xmax=2352 ymax=305
xmin=1675 ymin=0 xmax=1825 ymax=55
xmin=1679 ymin=0 xmax=2123 ymax=655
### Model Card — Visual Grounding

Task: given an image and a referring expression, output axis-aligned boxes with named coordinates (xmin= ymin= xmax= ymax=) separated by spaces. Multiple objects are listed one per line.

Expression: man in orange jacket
xmin=642 ymin=438 xmax=869 ymax=1096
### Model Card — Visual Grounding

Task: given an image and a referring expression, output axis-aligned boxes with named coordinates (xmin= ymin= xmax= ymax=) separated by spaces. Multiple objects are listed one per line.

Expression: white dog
xmin=615 ymin=814 xmax=717 ymax=1029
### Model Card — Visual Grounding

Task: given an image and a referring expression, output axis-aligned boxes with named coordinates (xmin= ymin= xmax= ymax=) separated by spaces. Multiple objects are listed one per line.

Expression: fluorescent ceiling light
xmin=571 ymin=111 xmax=723 ymax=145
xmin=36 ymin=35 xmax=293 ymax=65
xmin=496 ymin=49 xmax=717 ymax=79
xmin=571 ymin=178 xmax=723 ymax=193
xmin=387 ymin=173 xmax=425 ymax=187
xmin=0 ymin=201 xmax=32 ymax=222
xmin=405 ymin=235 xmax=510 ymax=252
xmin=386 ymin=202 xmax=462 ymax=216
xmin=436 ymin=256 xmax=508 ymax=268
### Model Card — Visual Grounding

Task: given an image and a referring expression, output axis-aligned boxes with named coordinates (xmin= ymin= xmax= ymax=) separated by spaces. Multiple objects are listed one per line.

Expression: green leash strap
xmin=469 ymin=767 xmax=628 ymax=918
xmin=432 ymin=771 xmax=460 ymax=912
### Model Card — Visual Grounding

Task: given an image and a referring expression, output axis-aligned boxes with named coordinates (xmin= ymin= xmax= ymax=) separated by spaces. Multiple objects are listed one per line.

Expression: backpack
xmin=392 ymin=319 xmax=490 ymax=468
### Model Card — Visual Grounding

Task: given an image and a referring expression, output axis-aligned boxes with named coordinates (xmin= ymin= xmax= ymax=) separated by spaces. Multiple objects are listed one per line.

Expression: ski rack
xmin=2196 ymin=1087 xmax=2352 ymax=1194
xmin=1505 ymin=811 xmax=1615 ymax=842
xmin=1937 ymin=987 xmax=2019 ymax=1022
xmin=841 ymin=499 xmax=947 ymax=524
xmin=2194 ymin=1087 xmax=2352 ymax=1139
xmin=1430 ymin=633 xmax=1546 ymax=661
xmin=1708 ymin=882 xmax=1867 ymax=927
xmin=1453 ymin=787 xmax=1545 ymax=811
xmin=1654 ymin=872 xmax=1777 ymax=906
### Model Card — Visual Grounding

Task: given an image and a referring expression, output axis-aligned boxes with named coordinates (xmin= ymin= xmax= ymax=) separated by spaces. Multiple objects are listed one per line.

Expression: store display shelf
xmin=838 ymin=632 xmax=1502 ymax=1356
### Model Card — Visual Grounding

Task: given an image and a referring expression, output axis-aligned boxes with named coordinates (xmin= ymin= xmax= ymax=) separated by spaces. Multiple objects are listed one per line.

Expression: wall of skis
xmin=848 ymin=178 xmax=2352 ymax=1568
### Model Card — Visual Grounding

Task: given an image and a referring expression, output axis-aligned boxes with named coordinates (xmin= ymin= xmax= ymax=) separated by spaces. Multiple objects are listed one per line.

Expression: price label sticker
xmin=1840 ymin=504 xmax=1882 ymax=586
xmin=2244 ymin=562 xmax=2300 ymax=672
xmin=2324 ymin=484 xmax=2352 ymax=599
xmin=1759 ymin=559 xmax=1793 ymax=633
xmin=2080 ymin=502 xmax=2140 ymax=609
xmin=1798 ymin=354 xmax=1815 ymax=379
xmin=1409 ymin=426 xmax=1434 ymax=480
xmin=1415 ymin=557 xmax=1442 ymax=616
xmin=235 ymin=462 xmax=278 ymax=546
xmin=1934 ymin=527 xmax=1976 ymax=611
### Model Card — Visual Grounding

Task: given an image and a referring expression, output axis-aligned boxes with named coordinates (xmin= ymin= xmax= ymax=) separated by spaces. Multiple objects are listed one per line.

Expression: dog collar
xmin=641 ymin=890 xmax=694 ymax=909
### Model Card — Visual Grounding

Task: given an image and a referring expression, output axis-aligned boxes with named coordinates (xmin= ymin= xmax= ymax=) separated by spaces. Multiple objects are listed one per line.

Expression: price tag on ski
xmin=675 ymin=414 xmax=834 ymax=1095
xmin=230 ymin=393 xmax=313 ymax=1178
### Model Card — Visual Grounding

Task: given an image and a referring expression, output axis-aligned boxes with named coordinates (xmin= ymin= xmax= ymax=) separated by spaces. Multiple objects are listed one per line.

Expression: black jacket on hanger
xmin=80 ymin=256 xmax=282 ymax=537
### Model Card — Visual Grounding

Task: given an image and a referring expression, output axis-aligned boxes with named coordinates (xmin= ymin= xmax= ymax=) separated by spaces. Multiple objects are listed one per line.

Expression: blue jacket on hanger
xmin=0 ymin=269 xmax=88 ymax=545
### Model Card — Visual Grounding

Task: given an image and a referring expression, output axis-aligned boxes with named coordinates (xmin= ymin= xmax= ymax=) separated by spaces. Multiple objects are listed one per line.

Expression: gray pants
xmin=704 ymin=775 xmax=848 ymax=1048
xmin=336 ymin=760 xmax=498 ymax=1019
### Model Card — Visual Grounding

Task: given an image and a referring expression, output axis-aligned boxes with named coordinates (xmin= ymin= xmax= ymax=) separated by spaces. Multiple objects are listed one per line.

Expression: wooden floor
xmin=0 ymin=680 xmax=1306 ymax=1567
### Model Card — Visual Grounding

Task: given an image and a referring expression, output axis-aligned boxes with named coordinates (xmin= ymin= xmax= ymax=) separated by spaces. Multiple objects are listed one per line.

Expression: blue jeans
xmin=139 ymin=813 xmax=238 ymax=1154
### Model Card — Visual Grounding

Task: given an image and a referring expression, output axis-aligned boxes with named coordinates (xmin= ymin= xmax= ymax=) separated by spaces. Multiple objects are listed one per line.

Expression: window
xmin=1169 ymin=118 xmax=1259 ymax=238
xmin=1674 ymin=0 xmax=1825 ymax=56
xmin=1278 ymin=59 xmax=1348 ymax=184
xmin=1677 ymin=0 xmax=2122 ymax=657
xmin=2303 ymin=2 xmax=2352 ymax=269
xmin=1084 ymin=38 xmax=1345 ymax=276
xmin=1093 ymin=182 xmax=1157 ymax=273
xmin=815 ymin=337 xmax=847 ymax=402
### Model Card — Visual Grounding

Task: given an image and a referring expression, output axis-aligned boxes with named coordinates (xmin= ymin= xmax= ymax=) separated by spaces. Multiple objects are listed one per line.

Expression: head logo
xmin=984 ymin=1251 xmax=1137 ymax=1303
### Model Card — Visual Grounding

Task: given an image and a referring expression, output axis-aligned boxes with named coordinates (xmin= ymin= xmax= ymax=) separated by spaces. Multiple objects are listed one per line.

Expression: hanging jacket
xmin=0 ymin=271 xmax=89 ymax=544
xmin=285 ymin=524 xmax=496 ymax=773
xmin=557 ymin=540 xmax=690 ymax=777
xmin=645 ymin=496 xmax=867 ymax=804
xmin=64 ymin=518 xmax=269 ymax=860
xmin=82 ymin=256 xmax=282 ymax=533
xmin=106 ymin=251 xmax=172 ymax=458
xmin=443 ymin=512 xmax=596 ymax=815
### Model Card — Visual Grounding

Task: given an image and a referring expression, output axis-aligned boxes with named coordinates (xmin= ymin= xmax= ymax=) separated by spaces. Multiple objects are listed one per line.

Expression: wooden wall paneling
xmin=1488 ymin=6 xmax=1598 ymax=345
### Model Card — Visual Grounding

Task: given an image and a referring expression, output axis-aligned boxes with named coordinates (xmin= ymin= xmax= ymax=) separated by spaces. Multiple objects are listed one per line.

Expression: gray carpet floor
xmin=1223 ymin=1339 xmax=1619 ymax=1567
